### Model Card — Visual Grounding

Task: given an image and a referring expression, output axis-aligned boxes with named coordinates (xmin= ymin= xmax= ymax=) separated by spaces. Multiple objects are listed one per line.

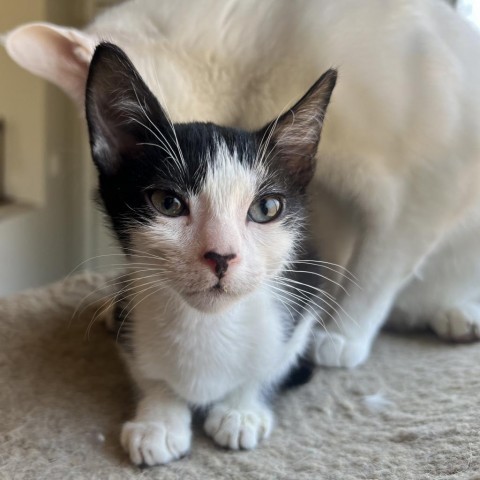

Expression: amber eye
xmin=149 ymin=190 xmax=187 ymax=217
xmin=248 ymin=195 xmax=283 ymax=223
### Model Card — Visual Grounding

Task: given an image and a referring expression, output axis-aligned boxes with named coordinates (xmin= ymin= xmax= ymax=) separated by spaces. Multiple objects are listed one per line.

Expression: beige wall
xmin=0 ymin=1 xmax=88 ymax=296
xmin=0 ymin=2 xmax=47 ymax=206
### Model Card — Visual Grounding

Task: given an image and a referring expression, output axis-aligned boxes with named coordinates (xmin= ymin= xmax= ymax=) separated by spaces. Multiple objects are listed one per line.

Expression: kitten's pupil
xmin=150 ymin=190 xmax=186 ymax=217
xmin=261 ymin=198 xmax=279 ymax=216
xmin=164 ymin=196 xmax=180 ymax=212
xmin=249 ymin=196 xmax=283 ymax=223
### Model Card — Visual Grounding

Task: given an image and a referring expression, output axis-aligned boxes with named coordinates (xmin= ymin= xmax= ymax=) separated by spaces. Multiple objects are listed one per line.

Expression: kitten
xmin=85 ymin=42 xmax=336 ymax=465
xmin=5 ymin=1 xmax=480 ymax=373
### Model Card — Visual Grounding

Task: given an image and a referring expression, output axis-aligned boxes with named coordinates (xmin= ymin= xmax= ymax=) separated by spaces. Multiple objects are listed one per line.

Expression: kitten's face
xmin=85 ymin=43 xmax=336 ymax=313
xmin=128 ymin=132 xmax=299 ymax=312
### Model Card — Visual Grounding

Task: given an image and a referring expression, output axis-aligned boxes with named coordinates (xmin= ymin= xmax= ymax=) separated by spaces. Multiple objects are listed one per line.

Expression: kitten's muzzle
xmin=203 ymin=251 xmax=237 ymax=278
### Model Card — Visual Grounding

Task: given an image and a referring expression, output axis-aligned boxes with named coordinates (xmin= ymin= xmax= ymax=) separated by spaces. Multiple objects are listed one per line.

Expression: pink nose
xmin=203 ymin=251 xmax=237 ymax=278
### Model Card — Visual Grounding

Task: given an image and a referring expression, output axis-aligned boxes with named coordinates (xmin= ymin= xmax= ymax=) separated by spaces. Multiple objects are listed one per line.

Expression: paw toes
xmin=311 ymin=331 xmax=370 ymax=368
xmin=216 ymin=411 xmax=242 ymax=449
xmin=239 ymin=412 xmax=269 ymax=449
xmin=121 ymin=421 xmax=191 ymax=466
xmin=431 ymin=305 xmax=480 ymax=342
xmin=205 ymin=406 xmax=272 ymax=450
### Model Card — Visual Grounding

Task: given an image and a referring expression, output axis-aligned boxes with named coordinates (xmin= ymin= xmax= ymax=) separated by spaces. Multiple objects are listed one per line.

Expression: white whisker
xmin=280 ymin=269 xmax=350 ymax=296
xmin=274 ymin=276 xmax=357 ymax=327
xmin=289 ymin=259 xmax=360 ymax=286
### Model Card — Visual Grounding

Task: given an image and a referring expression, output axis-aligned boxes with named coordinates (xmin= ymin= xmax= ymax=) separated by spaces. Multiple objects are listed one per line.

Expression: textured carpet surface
xmin=0 ymin=273 xmax=479 ymax=480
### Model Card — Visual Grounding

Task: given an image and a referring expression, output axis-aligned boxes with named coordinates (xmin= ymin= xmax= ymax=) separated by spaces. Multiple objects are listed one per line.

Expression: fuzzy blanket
xmin=1 ymin=273 xmax=479 ymax=480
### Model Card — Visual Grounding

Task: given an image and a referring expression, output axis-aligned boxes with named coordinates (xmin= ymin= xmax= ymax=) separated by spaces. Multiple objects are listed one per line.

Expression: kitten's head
xmin=86 ymin=43 xmax=336 ymax=313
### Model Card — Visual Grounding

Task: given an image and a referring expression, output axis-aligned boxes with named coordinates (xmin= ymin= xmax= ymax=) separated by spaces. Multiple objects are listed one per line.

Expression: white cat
xmin=4 ymin=1 xmax=480 ymax=369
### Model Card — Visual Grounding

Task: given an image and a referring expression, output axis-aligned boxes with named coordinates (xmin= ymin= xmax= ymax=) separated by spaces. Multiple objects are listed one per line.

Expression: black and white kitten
xmin=86 ymin=43 xmax=336 ymax=466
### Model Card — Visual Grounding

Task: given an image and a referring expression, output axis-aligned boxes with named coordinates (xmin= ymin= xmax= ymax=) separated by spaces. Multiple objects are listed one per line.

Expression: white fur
xmin=121 ymin=283 xmax=313 ymax=464
xmin=115 ymin=140 xmax=313 ymax=464
xmin=131 ymin=285 xmax=296 ymax=404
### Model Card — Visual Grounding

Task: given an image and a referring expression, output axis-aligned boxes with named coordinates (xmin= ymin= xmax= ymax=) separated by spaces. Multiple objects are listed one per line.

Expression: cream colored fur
xmin=5 ymin=0 xmax=480 ymax=369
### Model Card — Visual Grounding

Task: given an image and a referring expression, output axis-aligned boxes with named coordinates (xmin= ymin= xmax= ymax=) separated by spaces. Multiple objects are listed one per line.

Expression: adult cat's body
xmin=5 ymin=2 xmax=480 ymax=369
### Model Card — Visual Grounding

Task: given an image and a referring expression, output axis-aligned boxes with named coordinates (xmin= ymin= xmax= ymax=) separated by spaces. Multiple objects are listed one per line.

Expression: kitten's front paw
xmin=121 ymin=420 xmax=191 ymax=466
xmin=204 ymin=404 xmax=273 ymax=450
xmin=311 ymin=331 xmax=371 ymax=368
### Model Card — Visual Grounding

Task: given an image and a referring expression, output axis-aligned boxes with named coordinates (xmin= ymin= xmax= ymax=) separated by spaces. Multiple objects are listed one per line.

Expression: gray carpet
xmin=1 ymin=273 xmax=479 ymax=480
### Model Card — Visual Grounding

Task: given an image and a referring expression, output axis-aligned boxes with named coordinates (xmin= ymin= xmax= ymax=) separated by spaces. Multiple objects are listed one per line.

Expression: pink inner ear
xmin=5 ymin=23 xmax=95 ymax=106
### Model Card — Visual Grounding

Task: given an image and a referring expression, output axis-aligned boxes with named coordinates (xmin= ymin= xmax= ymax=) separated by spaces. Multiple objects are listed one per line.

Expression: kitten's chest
xmin=132 ymin=292 xmax=284 ymax=404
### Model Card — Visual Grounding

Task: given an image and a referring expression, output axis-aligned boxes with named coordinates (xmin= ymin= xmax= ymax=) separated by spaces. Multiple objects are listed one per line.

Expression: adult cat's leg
xmin=121 ymin=380 xmax=192 ymax=466
xmin=307 ymin=157 xmax=480 ymax=368
xmin=310 ymin=225 xmax=425 ymax=368
xmin=311 ymin=214 xmax=480 ymax=367
xmin=430 ymin=304 xmax=480 ymax=341
xmin=392 ymin=223 xmax=480 ymax=341
xmin=204 ymin=383 xmax=273 ymax=450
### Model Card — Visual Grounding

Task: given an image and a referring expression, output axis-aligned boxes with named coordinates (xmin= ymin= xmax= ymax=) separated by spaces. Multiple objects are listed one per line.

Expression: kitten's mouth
xmin=212 ymin=282 xmax=228 ymax=293
xmin=185 ymin=282 xmax=231 ymax=297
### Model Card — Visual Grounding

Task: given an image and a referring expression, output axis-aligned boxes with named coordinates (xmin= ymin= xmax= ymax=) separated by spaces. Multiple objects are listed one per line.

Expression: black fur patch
xmin=280 ymin=357 xmax=316 ymax=390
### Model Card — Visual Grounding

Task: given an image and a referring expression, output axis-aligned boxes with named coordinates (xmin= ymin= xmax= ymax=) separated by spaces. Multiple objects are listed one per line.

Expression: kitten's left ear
xmin=86 ymin=42 xmax=170 ymax=176
xmin=258 ymin=69 xmax=337 ymax=187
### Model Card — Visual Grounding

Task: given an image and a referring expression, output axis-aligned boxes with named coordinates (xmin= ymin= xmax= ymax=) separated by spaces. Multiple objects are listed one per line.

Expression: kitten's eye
xmin=148 ymin=190 xmax=187 ymax=217
xmin=248 ymin=195 xmax=283 ymax=223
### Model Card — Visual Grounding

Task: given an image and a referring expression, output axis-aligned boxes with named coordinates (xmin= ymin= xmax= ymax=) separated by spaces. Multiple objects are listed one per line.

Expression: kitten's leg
xmin=121 ymin=380 xmax=191 ymax=466
xmin=204 ymin=317 xmax=313 ymax=449
xmin=204 ymin=383 xmax=273 ymax=450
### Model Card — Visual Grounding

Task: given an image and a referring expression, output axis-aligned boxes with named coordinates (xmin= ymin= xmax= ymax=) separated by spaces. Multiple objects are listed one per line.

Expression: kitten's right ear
xmin=86 ymin=42 xmax=169 ymax=176
xmin=257 ymin=69 xmax=337 ymax=188
xmin=4 ymin=23 xmax=95 ymax=107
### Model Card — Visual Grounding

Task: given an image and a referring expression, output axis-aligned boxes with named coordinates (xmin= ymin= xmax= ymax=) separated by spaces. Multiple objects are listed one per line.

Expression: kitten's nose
xmin=203 ymin=251 xmax=237 ymax=278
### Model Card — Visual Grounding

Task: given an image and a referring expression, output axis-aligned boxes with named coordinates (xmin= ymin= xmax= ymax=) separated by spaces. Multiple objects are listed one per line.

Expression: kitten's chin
xmin=182 ymin=286 xmax=244 ymax=313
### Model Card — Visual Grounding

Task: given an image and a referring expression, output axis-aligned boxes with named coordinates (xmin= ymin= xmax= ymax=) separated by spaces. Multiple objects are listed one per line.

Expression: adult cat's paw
xmin=311 ymin=331 xmax=371 ymax=368
xmin=430 ymin=304 xmax=480 ymax=342
xmin=204 ymin=404 xmax=273 ymax=450
xmin=121 ymin=420 xmax=191 ymax=466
